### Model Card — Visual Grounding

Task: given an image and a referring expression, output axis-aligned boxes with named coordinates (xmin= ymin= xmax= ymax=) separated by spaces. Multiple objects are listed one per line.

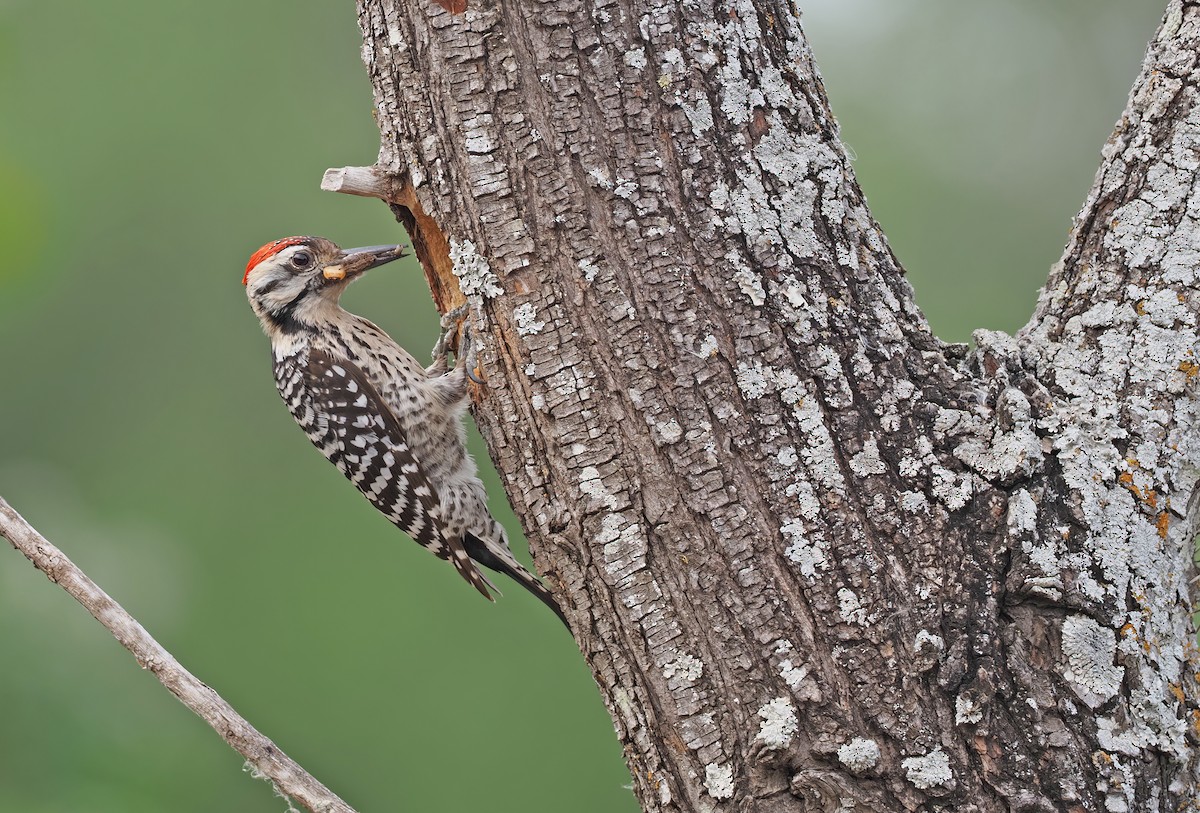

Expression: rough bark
xmin=340 ymin=1 xmax=1200 ymax=810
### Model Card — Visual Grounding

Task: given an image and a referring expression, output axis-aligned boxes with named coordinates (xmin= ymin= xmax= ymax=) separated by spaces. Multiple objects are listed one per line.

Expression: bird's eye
xmin=292 ymin=251 xmax=313 ymax=270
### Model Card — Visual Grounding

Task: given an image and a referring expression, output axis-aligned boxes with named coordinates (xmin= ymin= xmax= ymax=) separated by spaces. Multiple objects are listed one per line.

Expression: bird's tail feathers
xmin=462 ymin=532 xmax=568 ymax=628
xmin=448 ymin=540 xmax=500 ymax=601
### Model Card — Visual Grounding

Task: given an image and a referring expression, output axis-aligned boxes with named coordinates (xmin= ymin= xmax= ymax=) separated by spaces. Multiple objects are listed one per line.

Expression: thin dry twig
xmin=0 ymin=497 xmax=359 ymax=813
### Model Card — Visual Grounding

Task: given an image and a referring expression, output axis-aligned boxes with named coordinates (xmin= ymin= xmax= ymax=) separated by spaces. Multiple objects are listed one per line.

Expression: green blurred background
xmin=0 ymin=2 xmax=1163 ymax=811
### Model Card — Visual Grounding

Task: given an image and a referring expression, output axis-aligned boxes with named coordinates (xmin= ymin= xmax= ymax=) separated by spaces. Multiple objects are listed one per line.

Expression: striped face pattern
xmin=243 ymin=236 xmax=313 ymax=285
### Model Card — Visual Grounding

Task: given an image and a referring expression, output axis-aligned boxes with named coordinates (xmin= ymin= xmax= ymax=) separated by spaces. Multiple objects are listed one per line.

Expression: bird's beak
xmin=323 ymin=244 xmax=408 ymax=281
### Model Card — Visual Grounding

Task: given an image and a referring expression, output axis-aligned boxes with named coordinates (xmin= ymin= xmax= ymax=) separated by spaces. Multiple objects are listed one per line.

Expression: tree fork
xmin=334 ymin=1 xmax=1200 ymax=810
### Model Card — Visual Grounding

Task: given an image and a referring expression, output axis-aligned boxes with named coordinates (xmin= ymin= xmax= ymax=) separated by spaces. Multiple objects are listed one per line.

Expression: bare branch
xmin=321 ymin=165 xmax=391 ymax=201
xmin=0 ymin=497 xmax=358 ymax=813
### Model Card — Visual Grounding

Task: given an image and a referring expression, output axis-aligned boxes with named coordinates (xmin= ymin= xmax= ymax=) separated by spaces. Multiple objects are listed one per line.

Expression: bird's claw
xmin=431 ymin=303 xmax=471 ymax=368
xmin=458 ymin=322 xmax=487 ymax=386
xmin=439 ymin=303 xmax=472 ymax=333
xmin=430 ymin=332 xmax=450 ymax=371
xmin=433 ymin=303 xmax=485 ymax=385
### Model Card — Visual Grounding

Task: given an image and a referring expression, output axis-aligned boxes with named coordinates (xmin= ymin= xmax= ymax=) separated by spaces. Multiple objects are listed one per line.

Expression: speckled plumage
xmin=243 ymin=236 xmax=564 ymax=624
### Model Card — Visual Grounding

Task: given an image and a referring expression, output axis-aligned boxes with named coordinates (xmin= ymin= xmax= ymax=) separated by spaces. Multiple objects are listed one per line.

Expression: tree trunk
xmin=341 ymin=1 xmax=1200 ymax=809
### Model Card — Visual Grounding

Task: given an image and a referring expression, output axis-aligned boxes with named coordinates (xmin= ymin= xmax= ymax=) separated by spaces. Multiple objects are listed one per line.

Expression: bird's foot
xmin=430 ymin=304 xmax=472 ymax=370
xmin=439 ymin=303 xmax=472 ymax=334
xmin=458 ymin=321 xmax=486 ymax=386
xmin=434 ymin=304 xmax=485 ymax=385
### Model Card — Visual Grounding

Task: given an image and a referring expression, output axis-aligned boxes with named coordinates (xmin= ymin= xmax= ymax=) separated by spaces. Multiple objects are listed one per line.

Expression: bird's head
xmin=243 ymin=236 xmax=407 ymax=334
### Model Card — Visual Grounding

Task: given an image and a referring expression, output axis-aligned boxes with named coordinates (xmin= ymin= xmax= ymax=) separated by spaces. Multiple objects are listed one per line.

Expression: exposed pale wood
xmin=0 ymin=498 xmax=358 ymax=813
xmin=348 ymin=1 xmax=1200 ymax=809
xmin=321 ymin=165 xmax=391 ymax=201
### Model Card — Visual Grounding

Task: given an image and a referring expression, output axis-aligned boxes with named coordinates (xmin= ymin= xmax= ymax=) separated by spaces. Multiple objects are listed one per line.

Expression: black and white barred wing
xmin=277 ymin=348 xmax=495 ymax=601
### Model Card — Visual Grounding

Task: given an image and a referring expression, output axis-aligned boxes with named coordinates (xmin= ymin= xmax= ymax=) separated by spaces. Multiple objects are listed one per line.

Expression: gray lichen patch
xmin=512 ymin=302 xmax=545 ymax=335
xmin=704 ymin=762 xmax=734 ymax=799
xmin=950 ymin=388 xmax=1043 ymax=485
xmin=753 ymin=697 xmax=798 ymax=750
xmin=836 ymin=737 xmax=880 ymax=773
xmin=849 ymin=436 xmax=887 ymax=478
xmin=837 ymin=588 xmax=869 ymax=626
xmin=955 ymin=694 xmax=984 ymax=726
xmin=577 ymin=257 xmax=599 ymax=283
xmin=662 ymin=653 xmax=704 ymax=687
xmin=448 ymin=238 xmax=503 ymax=300
xmin=901 ymin=748 xmax=954 ymax=791
xmin=780 ymin=515 xmax=827 ymax=578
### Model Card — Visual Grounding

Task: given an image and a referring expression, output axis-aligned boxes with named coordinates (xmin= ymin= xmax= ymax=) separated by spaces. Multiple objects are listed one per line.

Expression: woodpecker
xmin=243 ymin=236 xmax=565 ymax=625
